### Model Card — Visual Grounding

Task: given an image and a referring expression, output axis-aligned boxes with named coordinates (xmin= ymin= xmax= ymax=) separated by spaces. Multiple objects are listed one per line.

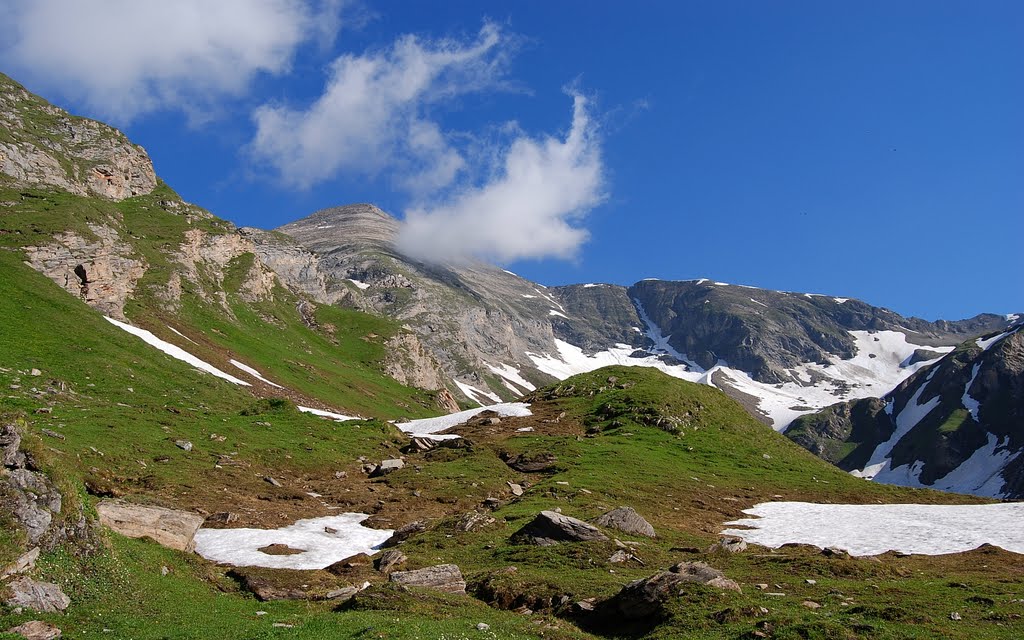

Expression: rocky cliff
xmin=787 ymin=324 xmax=1024 ymax=498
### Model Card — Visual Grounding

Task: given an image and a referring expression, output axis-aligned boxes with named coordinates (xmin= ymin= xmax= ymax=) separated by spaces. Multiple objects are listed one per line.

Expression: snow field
xmin=722 ymin=501 xmax=1024 ymax=556
xmin=193 ymin=514 xmax=392 ymax=569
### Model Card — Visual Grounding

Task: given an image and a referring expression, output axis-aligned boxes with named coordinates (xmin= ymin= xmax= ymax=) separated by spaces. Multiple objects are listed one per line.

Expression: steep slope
xmin=788 ymin=324 xmax=1024 ymax=498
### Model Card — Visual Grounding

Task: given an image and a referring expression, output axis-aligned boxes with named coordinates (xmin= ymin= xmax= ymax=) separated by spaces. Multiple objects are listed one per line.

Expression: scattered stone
xmin=204 ymin=512 xmax=239 ymax=525
xmin=456 ymin=510 xmax=496 ymax=532
xmin=950 ymin=612 xmax=962 ymax=621
xmin=334 ymin=471 xmax=347 ymax=479
xmin=29 ymin=369 xmax=41 ymax=377
xmin=3 ymin=577 xmax=71 ymax=612
xmin=324 ymin=586 xmax=359 ymax=602
xmin=375 ymin=549 xmax=408 ymax=574
xmin=403 ymin=437 xmax=437 ymax=453
xmin=6 ymin=620 xmax=61 ymax=640
xmin=609 ymin=550 xmax=630 ymax=564
xmin=805 ymin=579 xmax=817 ymax=585
xmin=32 ymin=408 xmax=51 ymax=415
xmin=96 ymin=500 xmax=204 ymax=552
xmin=174 ymin=440 xmax=192 ymax=451
xmin=382 ymin=520 xmax=426 ymax=547
xmin=325 ymin=553 xmax=372 ymax=575
xmin=370 ymin=458 xmax=405 ymax=477
xmin=227 ymin=569 xmax=308 ymax=601
xmin=501 ymin=452 xmax=558 ymax=473
xmin=263 ymin=476 xmax=282 ymax=487
xmin=476 ymin=623 xmax=490 ymax=631
xmin=361 ymin=463 xmax=376 ymax=474
xmin=755 ymin=583 xmax=769 ymax=590
xmin=209 ymin=433 xmax=227 ymax=442
xmin=482 ymin=497 xmax=502 ymax=510
xmin=507 ymin=482 xmax=524 ymax=497
xmin=511 ymin=510 xmax=609 ymax=546
xmin=670 ymin=562 xmax=742 ymax=593
xmin=257 ymin=544 xmax=305 ymax=556
xmin=708 ymin=536 xmax=747 ymax=553
xmin=39 ymin=429 xmax=64 ymax=441
xmin=389 ymin=564 xmax=466 ymax=594
xmin=594 ymin=506 xmax=656 ymax=538
xmin=1 ymin=547 xmax=39 ymax=579
xmin=821 ymin=547 xmax=849 ymax=559
xmin=802 ymin=600 xmax=822 ymax=610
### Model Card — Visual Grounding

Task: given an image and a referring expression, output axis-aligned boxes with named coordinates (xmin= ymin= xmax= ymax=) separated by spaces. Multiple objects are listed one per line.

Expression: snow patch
xmin=487 ymin=363 xmax=536 ymax=392
xmin=833 ymin=298 xmax=849 ymax=304
xmin=961 ymin=363 xmax=982 ymax=421
xmin=396 ymin=403 xmax=533 ymax=437
xmin=347 ymin=279 xmax=371 ymax=290
xmin=549 ymin=309 xmax=569 ymax=319
xmin=722 ymin=502 xmax=1024 ymax=556
xmin=453 ymin=380 xmax=501 ymax=406
xmin=750 ymin=298 xmax=768 ymax=308
xmin=193 ymin=514 xmax=391 ymax=569
xmin=167 ymin=326 xmax=199 ymax=345
xmin=582 ymin=283 xmax=599 ymax=288
xmin=230 ymin=360 xmax=284 ymax=389
xmin=297 ymin=406 xmax=360 ymax=422
xmin=977 ymin=331 xmax=1011 ymax=351
xmin=855 ymin=367 xmax=941 ymax=479
xmin=104 ymin=317 xmax=250 ymax=386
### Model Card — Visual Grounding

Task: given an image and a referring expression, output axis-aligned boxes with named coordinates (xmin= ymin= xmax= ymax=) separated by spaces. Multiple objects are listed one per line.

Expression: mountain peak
xmin=278 ymin=203 xmax=399 ymax=254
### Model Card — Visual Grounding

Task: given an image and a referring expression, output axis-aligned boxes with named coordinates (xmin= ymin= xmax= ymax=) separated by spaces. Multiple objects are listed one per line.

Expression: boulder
xmin=3 ymin=576 xmax=71 ymax=612
xmin=226 ymin=569 xmax=307 ymax=601
xmin=597 ymin=562 xmax=740 ymax=621
xmin=389 ymin=564 xmax=466 ymax=594
xmin=594 ymin=506 xmax=656 ymax=538
xmin=1 ymin=420 xmax=22 ymax=467
xmin=382 ymin=520 xmax=426 ymax=547
xmin=511 ymin=510 xmax=609 ymax=546
xmin=708 ymin=536 xmax=747 ymax=553
xmin=370 ymin=458 xmax=405 ymax=477
xmin=501 ymin=452 xmax=558 ymax=473
xmin=96 ymin=500 xmax=204 ymax=552
xmin=6 ymin=620 xmax=62 ymax=640
xmin=375 ymin=549 xmax=407 ymax=574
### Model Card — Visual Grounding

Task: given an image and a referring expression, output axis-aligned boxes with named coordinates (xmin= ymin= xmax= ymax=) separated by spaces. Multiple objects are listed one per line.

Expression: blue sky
xmin=2 ymin=1 xmax=1021 ymax=320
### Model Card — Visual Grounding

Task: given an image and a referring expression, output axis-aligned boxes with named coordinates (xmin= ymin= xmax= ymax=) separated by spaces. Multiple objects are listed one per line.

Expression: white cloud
xmin=248 ymin=22 xmax=512 ymax=189
xmin=396 ymin=93 xmax=605 ymax=264
xmin=0 ymin=0 xmax=338 ymax=121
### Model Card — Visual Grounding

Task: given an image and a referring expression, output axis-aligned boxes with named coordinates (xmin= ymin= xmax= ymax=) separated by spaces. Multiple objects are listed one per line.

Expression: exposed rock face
xmin=593 ymin=506 xmax=656 ymax=538
xmin=375 ymin=549 xmax=407 ymax=574
xmin=628 ymin=279 xmax=1014 ymax=384
xmin=1 ymin=420 xmax=93 ymax=553
xmin=96 ymin=500 xmax=204 ymax=552
xmin=0 ymin=73 xmax=156 ymax=200
xmin=383 ymin=332 xmax=448 ymax=392
xmin=550 ymin=284 xmax=646 ymax=352
xmin=511 ymin=510 xmax=609 ymax=546
xmin=389 ymin=564 xmax=466 ymax=594
xmin=3 ymin=576 xmax=71 ymax=613
xmin=788 ymin=325 xmax=1024 ymax=498
xmin=23 ymin=224 xmax=146 ymax=319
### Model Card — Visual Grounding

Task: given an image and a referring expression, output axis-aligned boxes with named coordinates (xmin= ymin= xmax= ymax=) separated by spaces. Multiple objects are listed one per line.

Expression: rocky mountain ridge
xmin=787 ymin=323 xmax=1024 ymax=498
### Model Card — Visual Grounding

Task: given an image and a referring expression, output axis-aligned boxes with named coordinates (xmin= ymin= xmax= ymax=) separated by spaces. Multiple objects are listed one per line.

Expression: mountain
xmin=787 ymin=323 xmax=1024 ymax=498
xmin=2 ymin=70 xmax=1024 ymax=640
xmin=269 ymin=204 xmax=1017 ymax=430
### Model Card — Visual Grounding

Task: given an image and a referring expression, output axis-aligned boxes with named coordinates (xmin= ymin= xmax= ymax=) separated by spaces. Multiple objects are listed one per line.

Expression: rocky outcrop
xmin=6 ymin=620 xmax=62 ymax=640
xmin=95 ymin=500 xmax=204 ymax=552
xmin=239 ymin=227 xmax=348 ymax=306
xmin=594 ymin=562 xmax=740 ymax=623
xmin=0 ymin=73 xmax=156 ymax=200
xmin=389 ymin=564 xmax=466 ymax=594
xmin=383 ymin=333 xmax=448 ymax=392
xmin=1 ymin=420 xmax=93 ymax=553
xmin=2 ymin=576 xmax=71 ymax=613
xmin=23 ymin=224 xmax=146 ymax=319
xmin=511 ymin=510 xmax=609 ymax=546
xmin=593 ymin=506 xmax=656 ymax=538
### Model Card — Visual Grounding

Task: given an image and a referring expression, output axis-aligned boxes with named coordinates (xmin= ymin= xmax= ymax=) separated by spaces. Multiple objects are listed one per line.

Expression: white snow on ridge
xmin=855 ymin=367 xmax=941 ymax=480
xmin=833 ymin=298 xmax=849 ymax=304
xmin=977 ymin=330 xmax=1013 ymax=351
xmin=487 ymin=363 xmax=536 ymax=392
xmin=193 ymin=514 xmax=391 ymax=569
xmin=167 ymin=326 xmax=199 ymax=345
xmin=867 ymin=434 xmax=1018 ymax=498
xmin=527 ymin=328 xmax=948 ymax=430
xmin=396 ymin=403 xmax=533 ymax=436
xmin=105 ymin=317 xmax=250 ymax=386
xmin=230 ymin=360 xmax=284 ymax=388
xmin=298 ymin=406 xmax=360 ymax=422
xmin=549 ymin=309 xmax=569 ymax=319
xmin=723 ymin=501 xmax=1024 ymax=556
xmin=348 ymin=279 xmax=371 ymax=290
xmin=454 ymin=380 xmax=501 ymax=406
xmin=962 ymin=363 xmax=982 ymax=421
xmin=1007 ymin=314 xmax=1020 ymax=323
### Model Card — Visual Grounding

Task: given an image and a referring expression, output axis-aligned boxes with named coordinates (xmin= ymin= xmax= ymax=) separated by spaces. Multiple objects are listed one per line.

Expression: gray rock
xmin=597 ymin=562 xmax=740 ymax=621
xmin=375 ymin=549 xmax=407 ymax=574
xmin=1 ymin=420 xmax=22 ymax=467
xmin=594 ymin=506 xmax=656 ymax=538
xmin=263 ymin=476 xmax=283 ymax=487
xmin=389 ymin=564 xmax=466 ymax=594
xmin=511 ymin=510 xmax=609 ymax=546
xmin=174 ymin=440 xmax=192 ymax=452
xmin=507 ymin=482 xmax=524 ymax=496
xmin=371 ymin=458 xmax=405 ymax=477
xmin=3 ymin=577 xmax=71 ymax=612
xmin=96 ymin=500 xmax=204 ymax=552
xmin=325 ymin=586 xmax=359 ymax=602
xmin=709 ymin=536 xmax=747 ymax=553
xmin=6 ymin=620 xmax=62 ymax=640
xmin=382 ymin=520 xmax=426 ymax=547
xmin=1 ymin=547 xmax=40 ymax=579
